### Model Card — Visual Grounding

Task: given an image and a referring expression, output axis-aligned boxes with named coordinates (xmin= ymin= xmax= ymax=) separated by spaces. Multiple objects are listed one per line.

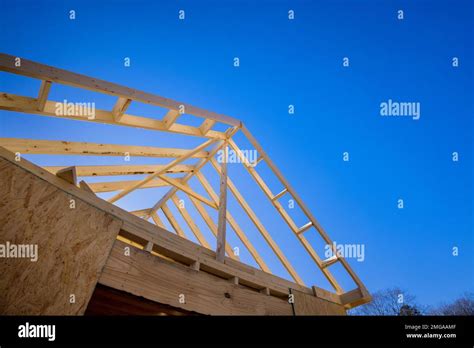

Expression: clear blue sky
xmin=0 ymin=0 xmax=472 ymax=308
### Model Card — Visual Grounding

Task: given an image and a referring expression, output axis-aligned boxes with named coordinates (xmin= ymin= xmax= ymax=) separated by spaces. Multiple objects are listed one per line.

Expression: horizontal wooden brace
xmin=44 ymin=164 xmax=194 ymax=177
xmin=88 ymin=178 xmax=173 ymax=193
xmin=296 ymin=221 xmax=313 ymax=235
xmin=0 ymin=138 xmax=210 ymax=158
xmin=321 ymin=255 xmax=339 ymax=269
xmin=272 ymin=188 xmax=288 ymax=201
xmin=0 ymin=93 xmax=227 ymax=140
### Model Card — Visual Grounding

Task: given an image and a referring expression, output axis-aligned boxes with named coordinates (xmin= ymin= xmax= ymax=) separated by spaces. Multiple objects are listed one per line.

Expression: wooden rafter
xmin=158 ymin=175 xmax=217 ymax=209
xmin=161 ymin=204 xmax=187 ymax=238
xmin=108 ymin=138 xmax=217 ymax=203
xmin=171 ymin=194 xmax=211 ymax=249
xmin=147 ymin=139 xmax=228 ymax=216
xmin=0 ymin=138 xmax=210 ymax=158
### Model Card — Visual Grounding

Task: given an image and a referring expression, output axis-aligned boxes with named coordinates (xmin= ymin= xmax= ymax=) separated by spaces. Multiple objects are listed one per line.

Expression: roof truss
xmin=0 ymin=52 xmax=370 ymax=308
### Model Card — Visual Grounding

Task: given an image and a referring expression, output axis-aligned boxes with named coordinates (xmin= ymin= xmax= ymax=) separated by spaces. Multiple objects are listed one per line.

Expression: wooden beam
xmin=162 ymin=109 xmax=180 ymax=129
xmin=199 ymin=119 xmax=216 ymax=135
xmin=195 ymin=171 xmax=271 ymax=273
xmin=55 ymin=166 xmax=77 ymax=185
xmin=0 ymin=53 xmax=241 ymax=126
xmin=88 ymin=178 xmax=172 ymax=193
xmin=216 ymin=146 xmax=228 ymax=263
xmin=130 ymin=208 xmax=151 ymax=218
xmin=0 ymin=138 xmax=210 ymax=158
xmin=296 ymin=221 xmax=313 ymax=235
xmin=44 ymin=164 xmax=194 ymax=177
xmin=37 ymin=80 xmax=52 ymax=111
xmin=0 ymin=93 xmax=227 ymax=140
xmin=272 ymin=188 xmax=288 ymax=201
xmin=112 ymin=97 xmax=131 ymax=122
xmin=99 ymin=240 xmax=294 ymax=315
xmin=186 ymin=193 xmax=238 ymax=261
xmin=79 ymin=180 xmax=95 ymax=194
xmin=210 ymin=158 xmax=304 ymax=285
xmin=161 ymin=204 xmax=187 ymax=238
xmin=158 ymin=174 xmax=217 ymax=209
xmin=108 ymin=138 xmax=217 ymax=203
xmin=171 ymin=195 xmax=211 ymax=249
xmin=148 ymin=139 xmax=228 ymax=216
xmin=151 ymin=212 xmax=165 ymax=229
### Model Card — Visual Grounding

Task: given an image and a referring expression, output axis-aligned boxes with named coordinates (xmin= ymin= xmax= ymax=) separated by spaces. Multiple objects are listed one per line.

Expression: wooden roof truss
xmin=0 ymin=53 xmax=370 ymax=309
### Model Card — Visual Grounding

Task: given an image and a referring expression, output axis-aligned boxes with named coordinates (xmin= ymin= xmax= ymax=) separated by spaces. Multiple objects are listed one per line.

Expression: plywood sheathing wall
xmin=0 ymin=157 xmax=122 ymax=315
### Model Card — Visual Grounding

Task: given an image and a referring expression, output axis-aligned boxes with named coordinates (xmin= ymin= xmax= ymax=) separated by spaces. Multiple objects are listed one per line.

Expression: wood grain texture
xmin=99 ymin=240 xmax=293 ymax=315
xmin=291 ymin=289 xmax=346 ymax=316
xmin=0 ymin=157 xmax=122 ymax=315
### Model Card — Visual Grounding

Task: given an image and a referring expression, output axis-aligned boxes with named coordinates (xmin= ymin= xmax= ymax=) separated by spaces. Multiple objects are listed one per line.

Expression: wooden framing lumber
xmin=108 ymin=138 xmax=217 ymax=203
xmin=0 ymin=93 xmax=227 ymax=140
xmin=0 ymin=138 xmax=209 ymax=158
xmin=99 ymin=240 xmax=294 ymax=315
xmin=171 ymin=195 xmax=211 ymax=249
xmin=158 ymin=174 xmax=217 ymax=209
xmin=79 ymin=180 xmax=95 ymax=194
xmin=235 ymin=128 xmax=369 ymax=296
xmin=147 ymin=139 xmax=227 ymax=216
xmin=0 ymin=53 xmax=241 ymax=127
xmin=162 ymin=109 xmax=181 ymax=129
xmin=216 ymin=146 xmax=228 ymax=262
xmin=195 ymin=171 xmax=270 ymax=272
xmin=55 ymin=166 xmax=77 ymax=185
xmin=186 ymin=193 xmax=238 ymax=261
xmin=88 ymin=178 xmax=172 ymax=193
xmin=161 ymin=204 xmax=187 ymax=238
xmin=0 ymin=53 xmax=371 ymax=311
xmin=151 ymin=212 xmax=165 ymax=229
xmin=36 ymin=80 xmax=52 ymax=111
xmin=199 ymin=119 xmax=216 ymax=135
xmin=45 ymin=164 xmax=194 ymax=177
xmin=130 ymin=208 xmax=151 ymax=218
xmin=210 ymin=158 xmax=303 ymax=285
xmin=112 ymin=97 xmax=132 ymax=122
xmin=228 ymin=139 xmax=343 ymax=292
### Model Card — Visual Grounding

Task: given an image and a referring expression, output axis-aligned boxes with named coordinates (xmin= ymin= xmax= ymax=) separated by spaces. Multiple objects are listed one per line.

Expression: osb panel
xmin=0 ymin=158 xmax=122 ymax=315
xmin=291 ymin=289 xmax=346 ymax=315
xmin=99 ymin=240 xmax=293 ymax=315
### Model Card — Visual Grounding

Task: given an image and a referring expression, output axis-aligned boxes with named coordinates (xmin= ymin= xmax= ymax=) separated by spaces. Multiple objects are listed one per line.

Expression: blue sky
xmin=0 ymin=0 xmax=472 ymax=308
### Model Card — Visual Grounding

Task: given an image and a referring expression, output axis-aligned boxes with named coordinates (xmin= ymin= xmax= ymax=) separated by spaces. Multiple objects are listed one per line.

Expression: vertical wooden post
xmin=216 ymin=145 xmax=228 ymax=262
